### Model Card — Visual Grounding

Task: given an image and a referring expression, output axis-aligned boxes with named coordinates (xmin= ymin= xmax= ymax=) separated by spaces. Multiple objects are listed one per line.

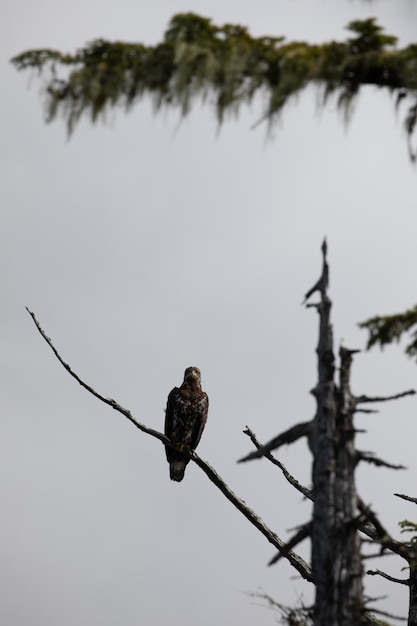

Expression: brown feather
xmin=164 ymin=367 xmax=209 ymax=482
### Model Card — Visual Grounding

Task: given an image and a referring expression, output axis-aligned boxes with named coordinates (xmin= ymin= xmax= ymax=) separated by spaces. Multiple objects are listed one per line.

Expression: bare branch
xmin=26 ymin=307 xmax=166 ymax=442
xmin=238 ymin=421 xmax=312 ymax=463
xmin=242 ymin=427 xmax=313 ymax=501
xmin=394 ymin=493 xmax=417 ymax=505
xmin=243 ymin=589 xmax=314 ymax=624
xmin=26 ymin=307 xmax=312 ymax=582
xmin=362 ymin=551 xmax=396 ymax=560
xmin=357 ymin=498 xmax=411 ymax=562
xmin=268 ymin=522 xmax=311 ymax=566
xmin=302 ymin=238 xmax=329 ymax=304
xmin=355 ymin=389 xmax=416 ymax=404
xmin=240 ymin=425 xmax=407 ymax=568
xmin=191 ymin=452 xmax=312 ymax=580
xmin=365 ymin=604 xmax=407 ymax=621
xmin=367 ymin=569 xmax=409 ymax=586
xmin=356 ymin=451 xmax=406 ymax=471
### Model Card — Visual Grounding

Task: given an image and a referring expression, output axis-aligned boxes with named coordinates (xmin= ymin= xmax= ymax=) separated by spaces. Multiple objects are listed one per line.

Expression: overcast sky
xmin=2 ymin=1 xmax=417 ymax=625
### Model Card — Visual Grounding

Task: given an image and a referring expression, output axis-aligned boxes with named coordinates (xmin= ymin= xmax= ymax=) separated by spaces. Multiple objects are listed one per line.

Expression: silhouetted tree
xmin=14 ymin=10 xmax=417 ymax=624
xmin=27 ymin=242 xmax=417 ymax=625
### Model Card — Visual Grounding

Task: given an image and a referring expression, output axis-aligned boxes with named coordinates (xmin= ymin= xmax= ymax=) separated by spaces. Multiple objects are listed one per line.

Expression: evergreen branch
xmin=359 ymin=305 xmax=417 ymax=357
xmin=26 ymin=306 xmax=312 ymax=583
xmin=10 ymin=13 xmax=417 ymax=156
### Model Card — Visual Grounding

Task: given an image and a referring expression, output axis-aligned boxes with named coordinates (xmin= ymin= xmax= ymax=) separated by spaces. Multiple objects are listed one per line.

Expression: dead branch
xmin=365 ymin=605 xmax=407 ymax=621
xmin=357 ymin=498 xmax=411 ymax=562
xmin=394 ymin=493 xmax=417 ymax=505
xmin=355 ymin=390 xmax=416 ymax=404
xmin=302 ymin=238 xmax=329 ymax=304
xmin=243 ymin=589 xmax=314 ymax=624
xmin=268 ymin=522 xmax=311 ymax=566
xmin=26 ymin=307 xmax=312 ymax=583
xmin=242 ymin=427 xmax=313 ymax=501
xmin=356 ymin=451 xmax=406 ymax=470
xmin=238 ymin=421 xmax=312 ymax=463
xmin=367 ymin=569 xmax=409 ymax=586
xmin=361 ymin=551 xmax=396 ymax=560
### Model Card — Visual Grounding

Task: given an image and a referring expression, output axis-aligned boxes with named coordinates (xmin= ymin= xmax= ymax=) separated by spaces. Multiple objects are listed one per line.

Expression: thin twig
xmin=356 ymin=451 xmax=406 ymax=471
xmin=394 ymin=493 xmax=417 ymax=505
xmin=238 ymin=421 xmax=312 ymax=463
xmin=26 ymin=307 xmax=312 ymax=583
xmin=365 ymin=605 xmax=407 ymax=621
xmin=355 ymin=390 xmax=416 ymax=404
xmin=242 ymin=427 xmax=313 ymax=501
xmin=367 ymin=569 xmax=409 ymax=586
xmin=268 ymin=522 xmax=311 ymax=566
xmin=357 ymin=498 xmax=411 ymax=562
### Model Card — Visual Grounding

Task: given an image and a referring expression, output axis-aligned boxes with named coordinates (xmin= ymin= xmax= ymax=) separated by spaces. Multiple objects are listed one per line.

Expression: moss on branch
xmin=11 ymin=13 xmax=417 ymax=151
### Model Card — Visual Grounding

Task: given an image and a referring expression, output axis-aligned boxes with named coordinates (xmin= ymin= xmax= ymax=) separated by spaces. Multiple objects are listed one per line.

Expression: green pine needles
xmin=359 ymin=305 xmax=417 ymax=359
xmin=10 ymin=13 xmax=417 ymax=155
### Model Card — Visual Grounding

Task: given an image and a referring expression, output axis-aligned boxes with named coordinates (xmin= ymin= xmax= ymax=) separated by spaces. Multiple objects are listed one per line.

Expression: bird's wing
xmin=191 ymin=392 xmax=209 ymax=449
xmin=164 ymin=387 xmax=179 ymax=438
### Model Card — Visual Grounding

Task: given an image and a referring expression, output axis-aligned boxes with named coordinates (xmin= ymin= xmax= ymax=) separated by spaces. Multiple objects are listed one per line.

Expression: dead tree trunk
xmin=409 ymin=562 xmax=417 ymax=626
xmin=335 ymin=347 xmax=364 ymax=624
xmin=308 ymin=241 xmax=365 ymax=625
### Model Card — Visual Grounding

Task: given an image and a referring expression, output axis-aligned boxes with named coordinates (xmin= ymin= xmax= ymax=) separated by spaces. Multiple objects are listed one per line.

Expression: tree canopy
xmin=11 ymin=13 xmax=417 ymax=157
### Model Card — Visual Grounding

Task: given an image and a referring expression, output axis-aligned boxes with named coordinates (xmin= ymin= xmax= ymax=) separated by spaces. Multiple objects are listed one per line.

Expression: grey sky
xmin=2 ymin=1 xmax=417 ymax=625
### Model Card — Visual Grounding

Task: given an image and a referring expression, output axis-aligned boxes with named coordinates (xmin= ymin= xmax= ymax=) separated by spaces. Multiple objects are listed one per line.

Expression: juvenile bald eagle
xmin=164 ymin=367 xmax=209 ymax=482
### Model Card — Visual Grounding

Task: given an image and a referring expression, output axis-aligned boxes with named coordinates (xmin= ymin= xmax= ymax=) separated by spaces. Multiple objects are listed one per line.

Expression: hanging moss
xmin=11 ymin=12 xmax=417 ymax=154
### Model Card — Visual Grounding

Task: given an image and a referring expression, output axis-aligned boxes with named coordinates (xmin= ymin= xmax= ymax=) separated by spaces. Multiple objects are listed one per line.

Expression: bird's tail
xmin=170 ymin=460 xmax=186 ymax=482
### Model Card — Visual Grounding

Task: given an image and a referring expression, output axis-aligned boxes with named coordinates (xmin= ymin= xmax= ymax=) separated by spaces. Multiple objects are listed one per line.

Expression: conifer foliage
xmin=11 ymin=14 xmax=417 ymax=156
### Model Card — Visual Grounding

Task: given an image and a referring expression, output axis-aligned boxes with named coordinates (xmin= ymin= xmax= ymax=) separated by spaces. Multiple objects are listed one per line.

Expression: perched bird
xmin=164 ymin=366 xmax=209 ymax=482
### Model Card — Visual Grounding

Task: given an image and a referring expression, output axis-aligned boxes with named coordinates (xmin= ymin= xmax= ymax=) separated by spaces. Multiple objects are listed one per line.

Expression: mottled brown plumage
xmin=164 ymin=367 xmax=209 ymax=482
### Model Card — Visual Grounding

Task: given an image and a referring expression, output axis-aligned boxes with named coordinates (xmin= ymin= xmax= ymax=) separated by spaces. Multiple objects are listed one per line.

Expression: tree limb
xmin=268 ymin=522 xmax=311 ymax=566
xmin=242 ymin=427 xmax=313 ymax=501
xmin=394 ymin=493 xmax=417 ymax=505
xmin=12 ymin=16 xmax=417 ymax=161
xmin=355 ymin=390 xmax=416 ymax=404
xmin=357 ymin=498 xmax=412 ymax=562
xmin=302 ymin=239 xmax=329 ymax=304
xmin=26 ymin=307 xmax=312 ymax=582
xmin=365 ymin=605 xmax=407 ymax=621
xmin=367 ymin=569 xmax=409 ymax=586
xmin=238 ymin=421 xmax=312 ymax=463
xmin=356 ymin=451 xmax=406 ymax=470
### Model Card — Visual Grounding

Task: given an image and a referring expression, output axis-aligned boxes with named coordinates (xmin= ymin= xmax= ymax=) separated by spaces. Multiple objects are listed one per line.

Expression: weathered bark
xmin=409 ymin=559 xmax=417 ymax=626
xmin=310 ymin=243 xmax=337 ymax=625
xmin=335 ymin=347 xmax=364 ymax=624
xmin=308 ymin=241 xmax=365 ymax=625
xmin=391 ymin=495 xmax=417 ymax=626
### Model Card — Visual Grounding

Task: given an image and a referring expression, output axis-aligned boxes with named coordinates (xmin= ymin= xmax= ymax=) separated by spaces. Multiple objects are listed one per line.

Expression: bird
xmin=164 ymin=366 xmax=209 ymax=482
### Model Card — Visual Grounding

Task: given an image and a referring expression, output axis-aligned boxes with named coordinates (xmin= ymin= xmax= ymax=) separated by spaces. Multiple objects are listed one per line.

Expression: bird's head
xmin=183 ymin=366 xmax=201 ymax=384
